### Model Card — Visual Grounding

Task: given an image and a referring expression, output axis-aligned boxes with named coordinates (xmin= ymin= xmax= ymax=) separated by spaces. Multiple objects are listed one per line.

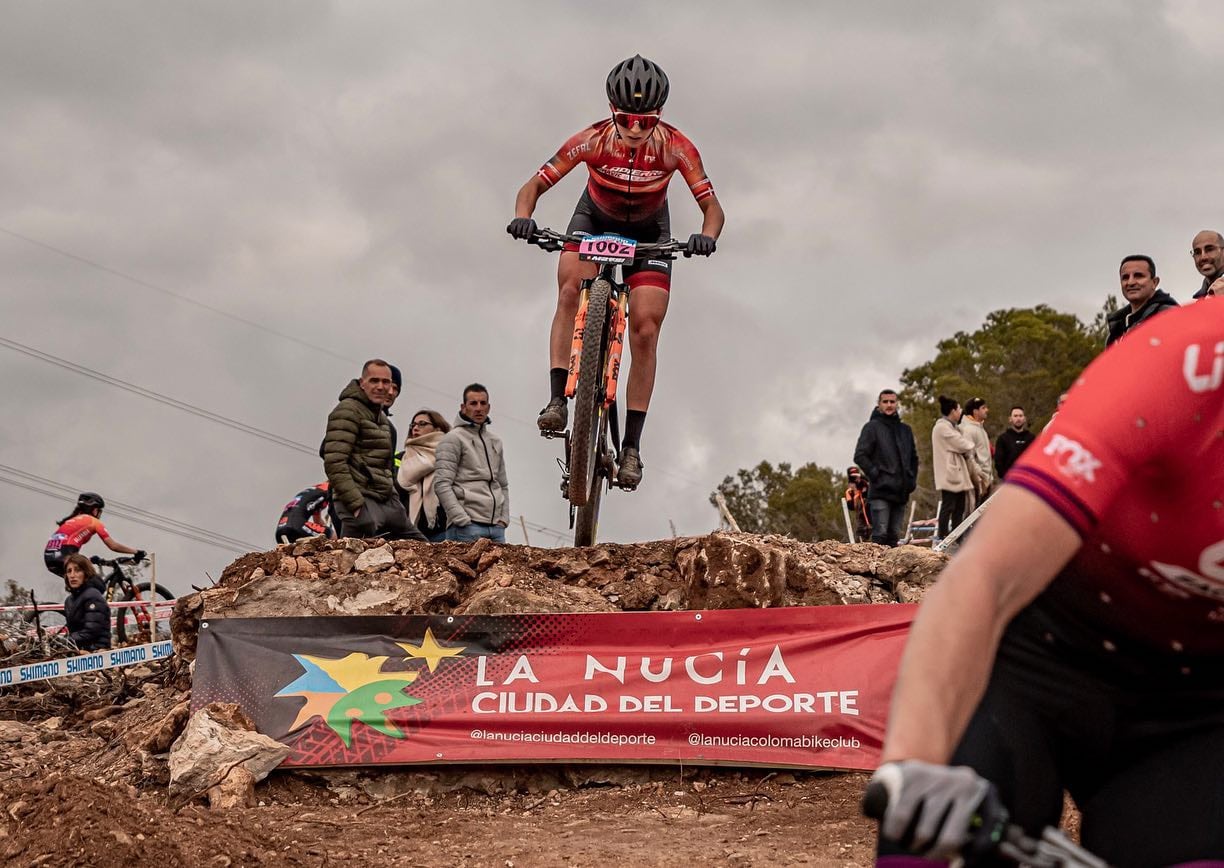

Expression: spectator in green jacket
xmin=322 ymin=359 xmax=424 ymax=540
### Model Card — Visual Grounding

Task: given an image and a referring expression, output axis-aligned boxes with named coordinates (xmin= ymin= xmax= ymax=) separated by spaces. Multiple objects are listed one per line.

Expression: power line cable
xmin=0 ymin=472 xmax=256 ymax=554
xmin=1 ymin=224 xmax=710 ymax=491
xmin=0 ymin=465 xmax=260 ymax=551
xmin=0 ymin=225 xmax=454 ymax=405
xmin=0 ymin=336 xmax=317 ymax=457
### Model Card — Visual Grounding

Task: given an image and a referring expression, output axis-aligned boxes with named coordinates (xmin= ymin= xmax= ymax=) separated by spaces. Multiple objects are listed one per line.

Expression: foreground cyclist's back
xmin=869 ymin=297 xmax=1224 ymax=866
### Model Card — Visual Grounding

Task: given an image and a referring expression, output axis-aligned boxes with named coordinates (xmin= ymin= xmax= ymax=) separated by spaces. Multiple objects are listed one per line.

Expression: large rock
xmin=168 ymin=702 xmax=290 ymax=804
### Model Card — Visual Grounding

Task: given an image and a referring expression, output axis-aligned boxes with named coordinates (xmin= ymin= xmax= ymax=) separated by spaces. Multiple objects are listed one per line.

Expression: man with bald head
xmin=1191 ymin=229 xmax=1224 ymax=299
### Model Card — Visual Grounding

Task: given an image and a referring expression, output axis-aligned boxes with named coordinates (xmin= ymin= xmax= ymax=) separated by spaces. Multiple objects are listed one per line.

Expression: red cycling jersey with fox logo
xmin=537 ymin=119 xmax=715 ymax=223
xmin=1007 ymin=297 xmax=1224 ymax=656
xmin=45 ymin=514 xmax=110 ymax=553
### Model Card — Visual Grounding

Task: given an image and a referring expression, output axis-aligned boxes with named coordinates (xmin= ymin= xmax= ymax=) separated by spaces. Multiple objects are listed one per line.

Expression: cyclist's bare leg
xmin=624 ymin=285 xmax=669 ymax=413
xmin=548 ymin=252 xmax=598 ymax=368
xmin=617 ymin=284 xmax=668 ymax=485
xmin=541 ymin=252 xmax=597 ymax=431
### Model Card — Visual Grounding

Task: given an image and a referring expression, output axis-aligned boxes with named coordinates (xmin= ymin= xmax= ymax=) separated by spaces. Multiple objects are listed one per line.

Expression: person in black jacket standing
xmin=1105 ymin=255 xmax=1178 ymax=346
xmin=994 ymin=405 xmax=1036 ymax=481
xmin=853 ymin=390 xmax=919 ymax=547
xmin=62 ymin=553 xmax=111 ymax=651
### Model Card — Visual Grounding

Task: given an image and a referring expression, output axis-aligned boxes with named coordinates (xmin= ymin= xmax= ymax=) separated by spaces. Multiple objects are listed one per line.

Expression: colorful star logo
xmin=397 ymin=627 xmax=466 ymax=672
xmin=276 ymin=630 xmax=467 ymax=748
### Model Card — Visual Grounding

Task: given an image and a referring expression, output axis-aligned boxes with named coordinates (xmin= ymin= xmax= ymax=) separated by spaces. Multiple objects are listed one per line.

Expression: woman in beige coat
xmin=396 ymin=410 xmax=451 ymax=542
xmin=931 ymin=396 xmax=984 ymax=540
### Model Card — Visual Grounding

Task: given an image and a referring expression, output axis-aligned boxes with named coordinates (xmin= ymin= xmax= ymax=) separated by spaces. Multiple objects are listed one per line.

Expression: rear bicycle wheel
xmin=573 ymin=418 xmax=610 ymax=547
xmin=567 ymin=278 xmax=612 ymax=507
xmin=115 ymin=583 xmax=174 ymax=645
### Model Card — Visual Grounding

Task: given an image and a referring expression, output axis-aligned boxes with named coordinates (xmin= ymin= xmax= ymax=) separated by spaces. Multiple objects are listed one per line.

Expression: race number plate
xmin=577 ymin=233 xmax=637 ymax=264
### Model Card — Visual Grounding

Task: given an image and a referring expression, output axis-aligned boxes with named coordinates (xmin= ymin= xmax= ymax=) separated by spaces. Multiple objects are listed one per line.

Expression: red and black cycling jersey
xmin=45 ymin=514 xmax=110 ymax=555
xmin=278 ymin=484 xmax=331 ymax=536
xmin=537 ymin=119 xmax=715 ymax=223
xmin=1007 ymin=297 xmax=1224 ymax=656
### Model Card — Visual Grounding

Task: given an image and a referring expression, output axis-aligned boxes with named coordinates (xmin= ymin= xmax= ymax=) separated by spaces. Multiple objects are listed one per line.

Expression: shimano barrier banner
xmin=0 ymin=640 xmax=174 ymax=688
xmin=192 ymin=606 xmax=915 ymax=771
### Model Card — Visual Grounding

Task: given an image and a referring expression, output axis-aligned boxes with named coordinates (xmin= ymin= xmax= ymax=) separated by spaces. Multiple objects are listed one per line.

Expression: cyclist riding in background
xmin=276 ymin=482 xmax=334 ymax=544
xmin=508 ymin=54 xmax=725 ymax=487
xmin=869 ymin=297 xmax=1224 ymax=866
xmin=44 ymin=492 xmax=144 ymax=577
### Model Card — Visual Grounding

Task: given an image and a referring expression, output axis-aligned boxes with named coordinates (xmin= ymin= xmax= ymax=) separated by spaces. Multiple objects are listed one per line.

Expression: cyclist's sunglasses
xmin=613 ymin=111 xmax=661 ymax=131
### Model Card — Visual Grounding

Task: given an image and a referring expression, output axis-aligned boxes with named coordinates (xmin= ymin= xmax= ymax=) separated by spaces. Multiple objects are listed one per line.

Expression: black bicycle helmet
xmin=76 ymin=492 xmax=105 ymax=511
xmin=606 ymin=55 xmax=669 ymax=113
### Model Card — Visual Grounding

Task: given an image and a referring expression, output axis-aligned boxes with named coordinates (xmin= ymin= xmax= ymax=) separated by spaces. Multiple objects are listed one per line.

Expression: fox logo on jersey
xmin=1043 ymin=434 xmax=1102 ymax=484
xmin=1183 ymin=342 xmax=1224 ymax=394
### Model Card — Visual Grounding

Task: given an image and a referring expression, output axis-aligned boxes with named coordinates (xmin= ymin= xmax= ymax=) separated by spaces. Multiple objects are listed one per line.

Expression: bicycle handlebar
xmin=526 ymin=228 xmax=691 ymax=260
xmin=862 ymin=780 xmax=1109 ymax=867
xmin=89 ymin=555 xmax=145 ymax=567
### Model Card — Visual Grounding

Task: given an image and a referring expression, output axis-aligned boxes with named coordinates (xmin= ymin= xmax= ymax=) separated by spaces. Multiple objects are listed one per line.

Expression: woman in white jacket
xmin=396 ymin=410 xmax=452 ymax=542
xmin=931 ymin=396 xmax=983 ymax=540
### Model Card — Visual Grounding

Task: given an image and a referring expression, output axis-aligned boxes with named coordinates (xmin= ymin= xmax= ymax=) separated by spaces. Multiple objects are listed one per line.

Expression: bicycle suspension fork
xmin=564 ymin=284 xmax=591 ymax=400
xmin=605 ymin=291 xmax=628 ymax=406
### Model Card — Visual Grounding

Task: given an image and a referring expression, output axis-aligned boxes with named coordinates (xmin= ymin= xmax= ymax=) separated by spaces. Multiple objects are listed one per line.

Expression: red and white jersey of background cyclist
xmin=1006 ymin=297 xmax=1224 ymax=656
xmin=45 ymin=514 xmax=110 ymax=553
xmin=537 ymin=119 xmax=715 ymax=222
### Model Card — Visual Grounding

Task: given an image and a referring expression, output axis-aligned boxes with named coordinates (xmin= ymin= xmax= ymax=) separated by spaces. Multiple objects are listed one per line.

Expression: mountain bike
xmin=526 ymin=228 xmax=688 ymax=546
xmin=863 ymin=778 xmax=1109 ymax=867
xmin=90 ymin=555 xmax=174 ymax=644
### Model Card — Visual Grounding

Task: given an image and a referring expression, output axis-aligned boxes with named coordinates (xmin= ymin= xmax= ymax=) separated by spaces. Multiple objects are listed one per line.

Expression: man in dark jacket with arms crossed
xmin=853 ymin=390 xmax=919 ymax=547
xmin=322 ymin=359 xmax=424 ymax=540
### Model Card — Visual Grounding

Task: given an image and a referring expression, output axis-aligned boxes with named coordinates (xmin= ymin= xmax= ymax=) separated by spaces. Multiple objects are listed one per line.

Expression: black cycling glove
xmin=686 ymin=233 xmax=716 ymax=256
xmin=507 ymin=217 xmax=537 ymax=240
xmin=133 ymin=550 xmax=147 ymax=562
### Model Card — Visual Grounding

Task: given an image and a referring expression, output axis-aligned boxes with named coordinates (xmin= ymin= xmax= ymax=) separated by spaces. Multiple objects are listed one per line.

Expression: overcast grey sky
xmin=3 ymin=1 xmax=1222 ymax=599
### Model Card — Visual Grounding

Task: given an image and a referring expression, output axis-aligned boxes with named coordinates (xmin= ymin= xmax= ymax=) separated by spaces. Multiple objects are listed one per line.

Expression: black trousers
xmin=937 ymin=489 xmax=966 ymax=538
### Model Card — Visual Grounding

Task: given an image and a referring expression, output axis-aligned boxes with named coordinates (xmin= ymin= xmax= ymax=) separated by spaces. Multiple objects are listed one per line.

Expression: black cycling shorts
xmin=43 ymin=546 xmax=79 ymax=577
xmin=880 ymin=602 xmax=1224 ymax=866
xmin=565 ymin=189 xmax=672 ymax=290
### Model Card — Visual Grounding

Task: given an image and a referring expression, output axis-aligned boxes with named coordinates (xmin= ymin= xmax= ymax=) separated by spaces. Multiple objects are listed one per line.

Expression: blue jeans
xmin=445 ymin=522 xmax=506 ymax=543
xmin=868 ymin=498 xmax=907 ymax=547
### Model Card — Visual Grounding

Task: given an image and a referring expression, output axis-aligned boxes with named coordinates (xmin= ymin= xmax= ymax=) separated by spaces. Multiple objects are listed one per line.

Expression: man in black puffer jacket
xmin=853 ymin=390 xmax=919 ymax=547
xmin=1106 ymin=255 xmax=1179 ymax=346
xmin=62 ymin=553 xmax=111 ymax=651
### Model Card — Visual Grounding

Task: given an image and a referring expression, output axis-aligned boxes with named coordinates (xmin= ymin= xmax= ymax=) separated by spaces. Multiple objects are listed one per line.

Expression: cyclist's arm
xmin=103 ymin=537 xmax=139 ymax=555
xmin=513 ymin=176 xmax=550 ymax=220
xmin=881 ymin=485 xmax=1079 ymax=764
xmin=695 ymin=192 xmax=724 ymax=240
xmin=517 ymin=127 xmax=591 ymax=219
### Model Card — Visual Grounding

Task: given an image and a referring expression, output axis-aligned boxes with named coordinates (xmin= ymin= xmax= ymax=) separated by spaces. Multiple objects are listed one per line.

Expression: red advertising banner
xmin=191 ymin=605 xmax=914 ymax=771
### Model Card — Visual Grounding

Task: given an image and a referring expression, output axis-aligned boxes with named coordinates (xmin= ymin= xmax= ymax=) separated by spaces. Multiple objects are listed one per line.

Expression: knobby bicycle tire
xmin=567 ymin=278 xmax=612 ymax=506
xmin=573 ymin=426 xmax=608 ymax=546
xmin=115 ymin=582 xmax=175 ymax=645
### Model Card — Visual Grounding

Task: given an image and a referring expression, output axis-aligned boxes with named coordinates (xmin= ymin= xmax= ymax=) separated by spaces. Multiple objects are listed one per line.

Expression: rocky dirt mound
xmin=3 ymin=534 xmax=946 ymax=866
xmin=172 ymin=532 xmax=944 ymax=656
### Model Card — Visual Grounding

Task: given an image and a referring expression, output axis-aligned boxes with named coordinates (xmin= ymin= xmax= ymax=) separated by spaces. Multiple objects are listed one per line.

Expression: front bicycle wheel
xmin=567 ymin=278 xmax=611 ymax=507
xmin=115 ymin=583 xmax=174 ymax=645
xmin=573 ymin=418 xmax=610 ymax=547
